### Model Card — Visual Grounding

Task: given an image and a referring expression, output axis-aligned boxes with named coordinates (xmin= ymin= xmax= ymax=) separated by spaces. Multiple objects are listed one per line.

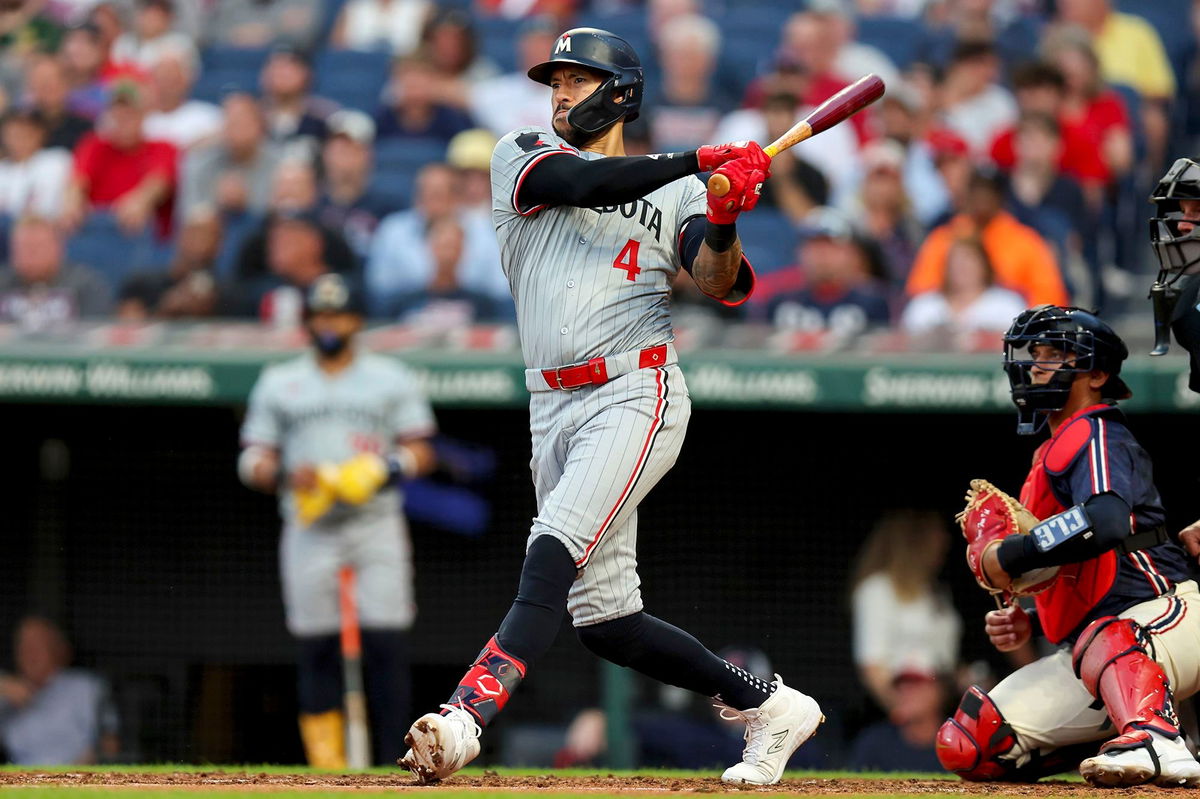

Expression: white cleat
xmin=398 ymin=704 xmax=482 ymax=784
xmin=1080 ymin=730 xmax=1200 ymax=788
xmin=719 ymin=674 xmax=824 ymax=785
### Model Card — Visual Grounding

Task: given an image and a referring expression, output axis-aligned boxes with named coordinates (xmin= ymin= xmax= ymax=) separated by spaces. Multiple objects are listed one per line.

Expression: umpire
xmin=238 ymin=273 xmax=437 ymax=766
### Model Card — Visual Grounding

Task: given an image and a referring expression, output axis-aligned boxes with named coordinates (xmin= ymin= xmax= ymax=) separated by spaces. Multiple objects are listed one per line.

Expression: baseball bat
xmin=339 ymin=565 xmax=372 ymax=769
xmin=707 ymin=73 xmax=887 ymax=199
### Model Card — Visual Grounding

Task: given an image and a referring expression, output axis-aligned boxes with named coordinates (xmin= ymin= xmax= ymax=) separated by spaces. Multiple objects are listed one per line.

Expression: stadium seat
xmin=855 ymin=16 xmax=924 ymax=70
xmin=313 ymin=49 xmax=392 ymax=113
xmin=736 ymin=209 xmax=799 ymax=275
xmin=66 ymin=212 xmax=169 ymax=285
xmin=193 ymin=46 xmax=271 ymax=103
xmin=373 ymin=137 xmax=447 ymax=172
xmin=476 ymin=15 xmax=526 ymax=74
xmin=368 ymin=167 xmax=417 ymax=212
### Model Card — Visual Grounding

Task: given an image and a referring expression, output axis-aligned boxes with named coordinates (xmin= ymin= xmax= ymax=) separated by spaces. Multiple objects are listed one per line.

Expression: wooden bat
xmin=339 ymin=565 xmax=372 ymax=769
xmin=707 ymin=73 xmax=886 ymax=199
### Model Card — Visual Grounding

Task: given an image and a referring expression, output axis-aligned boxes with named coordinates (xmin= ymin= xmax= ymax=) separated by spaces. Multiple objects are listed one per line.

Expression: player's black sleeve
xmin=520 ymin=151 xmax=700 ymax=208
xmin=996 ymin=492 xmax=1133 ymax=574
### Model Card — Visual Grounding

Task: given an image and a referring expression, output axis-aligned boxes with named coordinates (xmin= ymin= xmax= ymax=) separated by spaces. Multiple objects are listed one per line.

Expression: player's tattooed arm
xmin=678 ymin=215 xmax=754 ymax=303
xmin=691 ymin=234 xmax=744 ymax=299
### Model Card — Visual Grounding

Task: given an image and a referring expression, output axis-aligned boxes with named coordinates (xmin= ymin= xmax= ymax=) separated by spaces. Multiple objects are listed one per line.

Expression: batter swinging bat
xmin=339 ymin=565 xmax=371 ymax=769
xmin=707 ymin=73 xmax=886 ymax=199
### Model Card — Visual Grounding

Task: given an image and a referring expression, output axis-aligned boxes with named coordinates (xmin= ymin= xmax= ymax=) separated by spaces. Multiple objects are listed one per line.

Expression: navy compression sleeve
xmin=997 ymin=492 xmax=1133 ymax=574
xmin=520 ymin=150 xmax=700 ymax=209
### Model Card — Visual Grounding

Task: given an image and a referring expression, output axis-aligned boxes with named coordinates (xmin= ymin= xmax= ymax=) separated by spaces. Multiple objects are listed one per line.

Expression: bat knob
xmin=707 ymin=172 xmax=731 ymax=197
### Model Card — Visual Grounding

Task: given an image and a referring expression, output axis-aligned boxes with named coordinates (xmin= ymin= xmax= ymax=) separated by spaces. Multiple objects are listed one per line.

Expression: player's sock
xmin=361 ymin=629 xmax=411 ymax=766
xmin=443 ymin=536 xmax=576 ymax=726
xmin=576 ymin=612 xmax=775 ymax=710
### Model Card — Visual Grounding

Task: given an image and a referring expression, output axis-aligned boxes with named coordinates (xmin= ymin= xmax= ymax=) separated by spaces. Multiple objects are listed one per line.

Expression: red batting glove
xmin=706 ymin=160 xmax=770 ymax=224
xmin=697 ymin=140 xmax=769 ymax=173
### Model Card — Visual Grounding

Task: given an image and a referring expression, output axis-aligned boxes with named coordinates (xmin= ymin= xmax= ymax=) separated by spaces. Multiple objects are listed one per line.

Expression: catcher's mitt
xmin=956 ymin=478 xmax=1059 ymax=597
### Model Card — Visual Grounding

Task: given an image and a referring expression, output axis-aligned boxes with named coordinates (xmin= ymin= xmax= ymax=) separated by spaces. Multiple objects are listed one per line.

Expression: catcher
xmin=938 ymin=305 xmax=1200 ymax=787
xmin=238 ymin=273 xmax=436 ymax=767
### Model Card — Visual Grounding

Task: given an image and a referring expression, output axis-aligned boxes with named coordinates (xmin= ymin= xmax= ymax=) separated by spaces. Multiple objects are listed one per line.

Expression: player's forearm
xmin=691 ymin=238 xmax=743 ymax=299
xmin=997 ymin=492 xmax=1132 ymax=575
xmin=393 ymin=439 xmax=436 ymax=481
xmin=520 ymin=150 xmax=700 ymax=208
xmin=238 ymin=445 xmax=280 ymax=493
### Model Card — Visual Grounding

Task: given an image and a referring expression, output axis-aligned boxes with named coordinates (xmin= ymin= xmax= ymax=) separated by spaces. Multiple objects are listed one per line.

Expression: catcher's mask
xmin=1148 ymin=157 xmax=1200 ymax=354
xmin=1168 ymin=274 xmax=1200 ymax=392
xmin=527 ymin=27 xmax=643 ymax=141
xmin=1002 ymin=305 xmax=1131 ymax=435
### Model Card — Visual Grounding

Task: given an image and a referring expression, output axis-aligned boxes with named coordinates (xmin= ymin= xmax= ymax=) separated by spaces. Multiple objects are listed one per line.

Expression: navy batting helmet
xmin=527 ymin=27 xmax=643 ymax=136
xmin=1003 ymin=305 xmax=1130 ymax=435
xmin=304 ymin=273 xmax=365 ymax=316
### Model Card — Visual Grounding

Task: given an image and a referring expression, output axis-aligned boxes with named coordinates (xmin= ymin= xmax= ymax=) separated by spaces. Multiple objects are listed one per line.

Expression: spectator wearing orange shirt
xmin=63 ymin=81 xmax=177 ymax=237
xmin=905 ymin=168 xmax=1068 ymax=307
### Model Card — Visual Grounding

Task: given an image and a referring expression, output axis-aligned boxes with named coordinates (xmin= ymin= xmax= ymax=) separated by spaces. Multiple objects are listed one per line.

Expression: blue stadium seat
xmin=313 ymin=49 xmax=392 ymax=113
xmin=736 ymin=210 xmax=798 ymax=275
xmin=194 ymin=46 xmax=271 ymax=103
xmin=856 ymin=16 xmax=924 ymax=70
xmin=66 ymin=212 xmax=168 ymax=286
xmin=369 ymin=167 xmax=417 ymax=212
xmin=476 ymin=16 xmax=526 ymax=74
xmin=373 ymin=137 xmax=447 ymax=172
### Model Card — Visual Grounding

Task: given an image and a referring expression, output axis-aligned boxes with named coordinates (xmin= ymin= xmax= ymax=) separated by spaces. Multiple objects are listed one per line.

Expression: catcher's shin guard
xmin=1072 ymin=616 xmax=1182 ymax=748
xmin=937 ymin=686 xmax=1019 ymax=780
xmin=445 ymin=636 xmax=527 ymax=726
xmin=298 ymin=709 xmax=348 ymax=769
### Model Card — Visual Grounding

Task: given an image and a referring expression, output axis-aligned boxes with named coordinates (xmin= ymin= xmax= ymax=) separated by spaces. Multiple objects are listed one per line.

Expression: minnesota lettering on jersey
xmin=590 ymin=199 xmax=663 ymax=241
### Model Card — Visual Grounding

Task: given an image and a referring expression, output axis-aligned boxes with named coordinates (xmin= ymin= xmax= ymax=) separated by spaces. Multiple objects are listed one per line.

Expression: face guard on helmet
xmin=527 ymin=27 xmax=643 ymax=141
xmin=1002 ymin=305 xmax=1131 ymax=435
xmin=1148 ymin=157 xmax=1200 ymax=354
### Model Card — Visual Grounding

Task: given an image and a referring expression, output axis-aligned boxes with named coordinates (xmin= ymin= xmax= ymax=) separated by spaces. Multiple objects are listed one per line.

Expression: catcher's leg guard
xmin=937 ymin=686 xmax=1019 ymax=780
xmin=298 ymin=709 xmax=347 ymax=769
xmin=445 ymin=635 xmax=527 ymax=726
xmin=1072 ymin=616 xmax=1182 ymax=749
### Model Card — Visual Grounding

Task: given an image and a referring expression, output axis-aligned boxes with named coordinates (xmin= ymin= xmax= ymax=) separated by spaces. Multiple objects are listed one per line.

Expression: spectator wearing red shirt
xmin=63 ymin=81 xmax=177 ymax=237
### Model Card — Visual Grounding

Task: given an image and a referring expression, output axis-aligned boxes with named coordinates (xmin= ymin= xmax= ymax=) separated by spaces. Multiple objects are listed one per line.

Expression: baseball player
xmin=238 ymin=273 xmax=436 ymax=768
xmin=1145 ymin=157 xmax=1200 ymax=561
xmin=398 ymin=27 xmax=822 ymax=786
xmin=938 ymin=305 xmax=1200 ymax=786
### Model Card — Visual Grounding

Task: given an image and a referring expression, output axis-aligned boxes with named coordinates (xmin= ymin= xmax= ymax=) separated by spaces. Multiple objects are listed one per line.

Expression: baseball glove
xmin=956 ymin=479 xmax=1059 ymax=597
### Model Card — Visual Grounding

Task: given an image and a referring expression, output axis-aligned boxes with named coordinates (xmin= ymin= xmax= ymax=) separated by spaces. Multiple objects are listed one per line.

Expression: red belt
xmin=541 ymin=345 xmax=668 ymax=390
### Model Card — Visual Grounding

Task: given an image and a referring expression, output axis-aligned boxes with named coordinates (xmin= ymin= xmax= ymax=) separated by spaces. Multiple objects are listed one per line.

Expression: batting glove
xmin=335 ymin=452 xmax=390 ymax=506
xmin=697 ymin=141 xmax=769 ymax=173
xmin=295 ymin=464 xmax=340 ymax=525
xmin=706 ymin=160 xmax=770 ymax=225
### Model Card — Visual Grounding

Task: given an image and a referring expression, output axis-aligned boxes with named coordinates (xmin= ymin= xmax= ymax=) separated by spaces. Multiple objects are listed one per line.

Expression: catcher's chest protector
xmin=1021 ymin=410 xmax=1118 ymax=644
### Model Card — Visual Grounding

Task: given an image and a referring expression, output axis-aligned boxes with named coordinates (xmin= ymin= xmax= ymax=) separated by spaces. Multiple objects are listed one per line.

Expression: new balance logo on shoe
xmin=767 ymin=730 xmax=790 ymax=755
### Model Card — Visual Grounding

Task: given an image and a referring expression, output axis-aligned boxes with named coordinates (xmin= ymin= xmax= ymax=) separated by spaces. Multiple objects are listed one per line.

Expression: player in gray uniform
xmin=400 ymin=28 xmax=823 ymax=786
xmin=238 ymin=273 xmax=436 ymax=768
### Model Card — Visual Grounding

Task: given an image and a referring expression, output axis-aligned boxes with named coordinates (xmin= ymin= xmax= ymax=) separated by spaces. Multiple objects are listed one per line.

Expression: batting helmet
xmin=527 ymin=27 xmax=643 ymax=136
xmin=305 ymin=273 xmax=365 ymax=316
xmin=1002 ymin=305 xmax=1131 ymax=435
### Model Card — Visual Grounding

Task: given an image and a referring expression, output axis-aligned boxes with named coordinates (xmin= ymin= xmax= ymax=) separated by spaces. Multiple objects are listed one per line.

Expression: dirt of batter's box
xmin=0 ymin=772 xmax=1173 ymax=794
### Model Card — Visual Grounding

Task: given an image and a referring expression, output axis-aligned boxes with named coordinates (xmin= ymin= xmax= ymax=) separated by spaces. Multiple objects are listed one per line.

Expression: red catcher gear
xmin=1072 ymin=616 xmax=1182 ymax=750
xmin=697 ymin=141 xmax=769 ymax=173
xmin=936 ymin=686 xmax=1018 ymax=780
xmin=706 ymin=159 xmax=770 ymax=225
xmin=446 ymin=636 xmax=527 ymax=726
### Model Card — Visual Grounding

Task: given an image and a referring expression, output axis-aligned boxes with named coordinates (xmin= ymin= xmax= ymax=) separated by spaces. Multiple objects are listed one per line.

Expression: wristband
xmin=704 ymin=222 xmax=737 ymax=253
xmin=386 ymin=446 xmax=419 ymax=483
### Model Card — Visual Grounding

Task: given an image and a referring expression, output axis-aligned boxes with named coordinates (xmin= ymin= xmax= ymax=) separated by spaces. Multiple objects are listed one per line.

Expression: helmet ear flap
xmin=565 ymin=74 xmax=639 ymax=134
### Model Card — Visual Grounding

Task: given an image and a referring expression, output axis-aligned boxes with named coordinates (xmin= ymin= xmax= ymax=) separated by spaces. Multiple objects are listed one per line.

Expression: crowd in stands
xmin=0 ymin=0 xmax=1193 ymax=350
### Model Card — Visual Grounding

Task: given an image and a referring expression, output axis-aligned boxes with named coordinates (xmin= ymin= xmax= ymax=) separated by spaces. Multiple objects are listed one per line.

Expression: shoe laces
xmin=439 ymin=702 xmax=482 ymax=740
xmin=716 ymin=704 xmax=766 ymax=766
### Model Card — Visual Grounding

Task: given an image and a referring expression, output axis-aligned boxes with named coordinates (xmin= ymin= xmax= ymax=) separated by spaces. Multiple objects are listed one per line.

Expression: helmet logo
xmin=555 ymin=35 xmax=571 ymax=53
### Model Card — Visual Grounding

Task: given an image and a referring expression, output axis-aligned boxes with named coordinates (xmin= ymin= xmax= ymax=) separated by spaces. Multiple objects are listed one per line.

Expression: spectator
xmin=926 ymin=128 xmax=971 ymax=226
xmin=367 ymin=162 xmax=503 ymax=317
xmin=234 ymin=160 xmax=359 ymax=285
xmin=0 ymin=616 xmax=119 ymax=765
xmin=391 ymin=216 xmax=509 ymax=324
xmin=646 ymin=14 xmax=732 ymax=152
xmin=807 ymin=0 xmax=901 ymax=87
xmin=906 ymin=168 xmax=1068 ymax=306
xmin=331 ymin=0 xmax=433 ymax=56
xmin=258 ymin=46 xmax=337 ymax=150
xmin=846 ymin=671 xmax=951 ymax=773
xmin=141 ymin=46 xmax=221 ymax=150
xmin=445 ymin=127 xmax=510 ymax=305
xmin=754 ymin=207 xmax=891 ymax=335
xmin=916 ymin=0 xmax=1042 ymax=70
xmin=63 ymin=80 xmax=177 ymax=236
xmin=849 ymin=510 xmax=961 ymax=714
xmin=845 ymin=139 xmax=921 ymax=286
xmin=0 ymin=108 xmax=72 ymax=219
xmin=180 ymin=92 xmax=281 ymax=218
xmin=937 ymin=40 xmax=1017 ymax=158
xmin=421 ymin=9 xmax=499 ymax=87
xmin=249 ymin=210 xmax=333 ymax=324
xmin=874 ymin=82 xmax=948 ymax=226
xmin=0 ymin=215 xmax=113 ymax=327
xmin=374 ymin=52 xmax=475 ymax=142
xmin=1055 ymin=0 xmax=1173 ymax=168
xmin=317 ymin=110 xmax=396 ymax=259
xmin=900 ymin=236 xmax=1027 ymax=340
xmin=110 ymin=0 xmax=198 ymax=73
xmin=467 ymin=16 xmax=555 ymax=137
xmin=58 ymin=22 xmax=109 ymax=120
xmin=207 ymin=0 xmax=321 ymax=50
xmin=117 ymin=205 xmax=221 ymax=319
xmin=24 ymin=54 xmax=93 ymax=150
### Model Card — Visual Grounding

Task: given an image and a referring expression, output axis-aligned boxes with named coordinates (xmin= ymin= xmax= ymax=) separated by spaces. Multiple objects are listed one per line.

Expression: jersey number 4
xmin=613 ymin=239 xmax=641 ymax=282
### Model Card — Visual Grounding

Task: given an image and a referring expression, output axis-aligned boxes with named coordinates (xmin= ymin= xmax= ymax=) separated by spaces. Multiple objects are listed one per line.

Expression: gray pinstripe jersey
xmin=241 ymin=350 xmax=436 ymax=525
xmin=490 ymin=126 xmax=707 ymax=368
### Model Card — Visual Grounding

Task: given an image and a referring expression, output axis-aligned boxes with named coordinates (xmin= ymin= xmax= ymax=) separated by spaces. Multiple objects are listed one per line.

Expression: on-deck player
xmin=399 ymin=27 xmax=823 ymax=786
xmin=239 ymin=274 xmax=437 ymax=768
xmin=936 ymin=305 xmax=1200 ymax=787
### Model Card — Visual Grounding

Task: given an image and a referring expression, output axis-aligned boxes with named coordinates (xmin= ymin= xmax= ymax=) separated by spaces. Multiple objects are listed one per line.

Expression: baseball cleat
xmin=1079 ymin=730 xmax=1200 ymax=787
xmin=397 ymin=704 xmax=481 ymax=784
xmin=718 ymin=674 xmax=824 ymax=785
